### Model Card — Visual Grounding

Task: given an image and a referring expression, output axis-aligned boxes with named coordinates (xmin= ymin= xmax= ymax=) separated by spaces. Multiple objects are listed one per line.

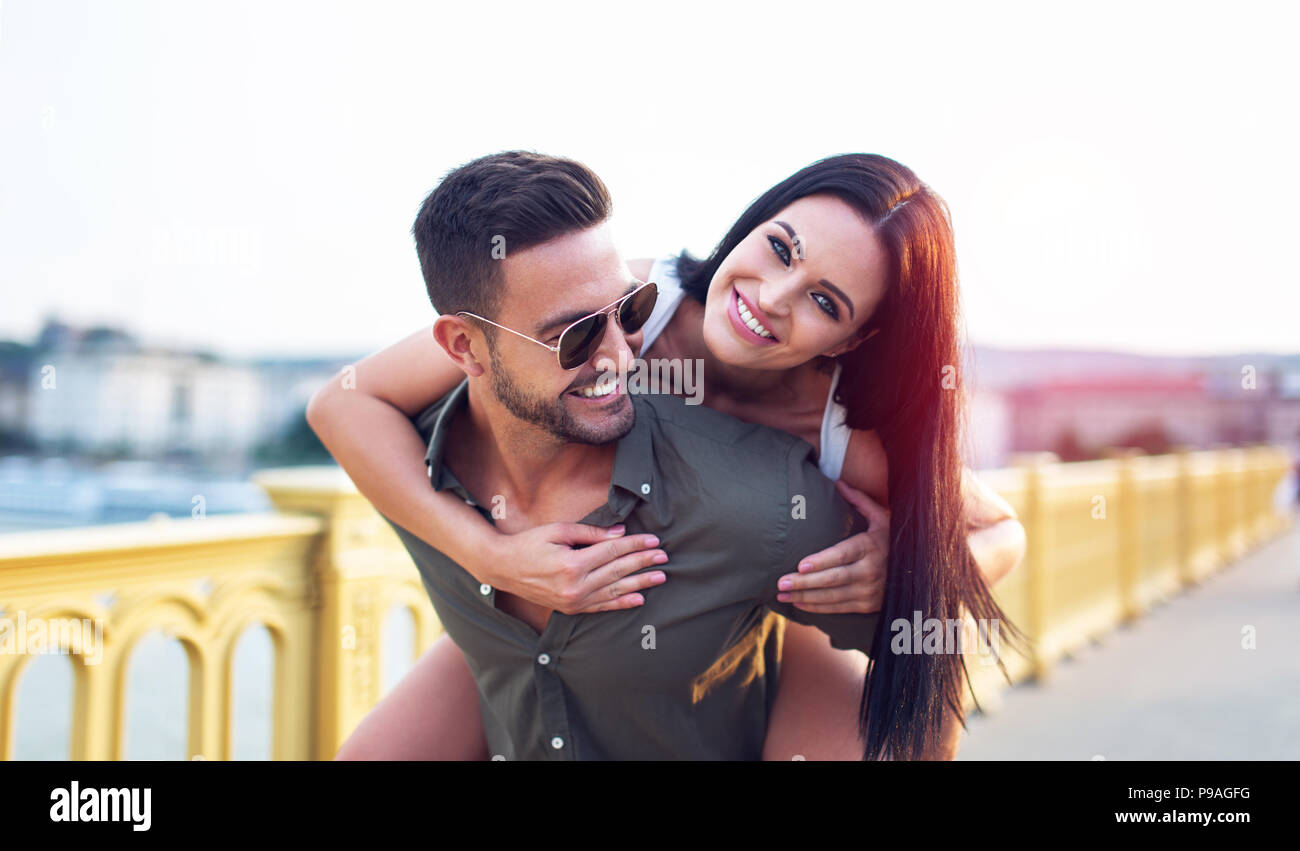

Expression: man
xmin=381 ymin=150 xmax=877 ymax=760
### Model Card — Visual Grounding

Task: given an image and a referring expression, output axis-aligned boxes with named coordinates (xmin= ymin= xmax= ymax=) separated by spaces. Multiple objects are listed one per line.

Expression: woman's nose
xmin=757 ymin=278 xmax=797 ymax=319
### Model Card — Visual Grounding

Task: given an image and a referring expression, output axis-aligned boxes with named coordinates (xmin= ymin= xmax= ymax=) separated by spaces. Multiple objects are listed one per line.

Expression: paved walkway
xmin=958 ymin=523 xmax=1300 ymax=760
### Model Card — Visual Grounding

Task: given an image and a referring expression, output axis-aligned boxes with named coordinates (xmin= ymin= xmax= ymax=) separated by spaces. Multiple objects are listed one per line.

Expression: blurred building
xmin=14 ymin=319 xmax=344 ymax=462
xmin=0 ymin=344 xmax=31 ymax=439
xmin=1000 ymin=371 xmax=1300 ymax=460
xmin=253 ymin=358 xmax=349 ymax=444
xmin=966 ymin=388 xmax=1012 ymax=470
xmin=27 ymin=347 xmax=263 ymax=459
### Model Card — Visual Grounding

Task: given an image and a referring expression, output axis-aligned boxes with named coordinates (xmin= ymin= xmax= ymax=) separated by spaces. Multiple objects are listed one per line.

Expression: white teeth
xmin=578 ymin=379 xmax=617 ymax=398
xmin=736 ymin=292 xmax=774 ymax=338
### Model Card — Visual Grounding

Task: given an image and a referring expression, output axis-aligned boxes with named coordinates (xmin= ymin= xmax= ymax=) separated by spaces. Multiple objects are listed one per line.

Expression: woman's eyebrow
xmin=818 ymin=279 xmax=855 ymax=320
xmin=773 ymin=220 xmax=855 ymax=320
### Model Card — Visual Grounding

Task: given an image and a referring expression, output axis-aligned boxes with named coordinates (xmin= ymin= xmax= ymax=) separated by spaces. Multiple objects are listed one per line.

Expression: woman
xmin=308 ymin=153 xmax=1028 ymax=760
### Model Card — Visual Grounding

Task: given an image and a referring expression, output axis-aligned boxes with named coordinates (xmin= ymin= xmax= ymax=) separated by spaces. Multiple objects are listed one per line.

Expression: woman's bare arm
xmin=306 ymin=324 xmax=487 ymax=570
xmin=778 ymin=429 xmax=1025 ymax=612
xmin=961 ymin=468 xmax=1026 ymax=585
xmin=306 ymin=324 xmax=667 ymax=613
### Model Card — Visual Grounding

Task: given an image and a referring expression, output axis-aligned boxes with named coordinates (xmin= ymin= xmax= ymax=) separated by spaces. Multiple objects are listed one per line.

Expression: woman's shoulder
xmin=632 ymin=254 xmax=688 ymax=358
xmin=628 ymin=257 xmax=655 ymax=282
xmin=840 ymin=427 xmax=889 ymax=504
xmin=635 ymin=254 xmax=686 ymax=286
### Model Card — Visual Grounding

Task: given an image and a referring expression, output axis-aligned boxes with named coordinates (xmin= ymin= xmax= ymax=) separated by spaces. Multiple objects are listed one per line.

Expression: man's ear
xmin=433 ymin=315 xmax=487 ymax=378
xmin=824 ymin=325 xmax=880 ymax=359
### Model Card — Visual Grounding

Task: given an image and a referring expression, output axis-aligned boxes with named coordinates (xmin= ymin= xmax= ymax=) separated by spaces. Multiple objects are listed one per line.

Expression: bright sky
xmin=1 ymin=0 xmax=1297 ymax=358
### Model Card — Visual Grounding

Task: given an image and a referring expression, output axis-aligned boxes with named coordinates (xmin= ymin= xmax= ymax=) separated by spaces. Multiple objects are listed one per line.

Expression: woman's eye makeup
xmin=767 ymin=234 xmax=792 ymax=267
xmin=766 ymin=231 xmax=838 ymax=319
xmin=810 ymin=292 xmax=839 ymax=320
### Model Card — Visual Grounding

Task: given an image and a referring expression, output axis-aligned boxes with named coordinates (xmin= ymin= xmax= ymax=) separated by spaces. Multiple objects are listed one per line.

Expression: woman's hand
xmin=775 ymin=480 xmax=890 ymax=614
xmin=962 ymin=468 xmax=1025 ymax=585
xmin=479 ymin=522 xmax=669 ymax=615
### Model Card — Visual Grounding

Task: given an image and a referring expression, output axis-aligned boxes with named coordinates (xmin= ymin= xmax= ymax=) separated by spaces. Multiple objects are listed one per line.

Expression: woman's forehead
xmin=764 ymin=195 xmax=889 ymax=305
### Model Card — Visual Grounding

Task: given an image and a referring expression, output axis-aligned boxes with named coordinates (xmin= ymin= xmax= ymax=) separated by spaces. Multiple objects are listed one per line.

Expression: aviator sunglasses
xmin=457 ymin=281 xmax=658 ymax=370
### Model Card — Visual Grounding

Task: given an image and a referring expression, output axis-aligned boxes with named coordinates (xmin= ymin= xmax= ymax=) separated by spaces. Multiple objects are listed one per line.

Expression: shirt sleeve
xmin=763 ymin=437 xmax=880 ymax=655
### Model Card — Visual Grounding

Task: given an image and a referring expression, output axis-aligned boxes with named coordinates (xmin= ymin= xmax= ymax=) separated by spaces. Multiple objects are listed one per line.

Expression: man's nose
xmin=591 ymin=313 xmax=638 ymax=376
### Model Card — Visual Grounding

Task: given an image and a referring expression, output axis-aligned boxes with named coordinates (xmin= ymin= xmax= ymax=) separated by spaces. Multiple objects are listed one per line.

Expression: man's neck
xmin=449 ymin=381 xmax=617 ymax=523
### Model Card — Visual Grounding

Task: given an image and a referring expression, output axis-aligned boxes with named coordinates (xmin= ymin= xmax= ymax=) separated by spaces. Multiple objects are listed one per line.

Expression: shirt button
xmin=551 ymin=736 xmax=564 ymax=750
xmin=640 ymin=482 xmax=651 ymax=495
xmin=479 ymin=583 xmax=492 ymax=596
xmin=537 ymin=653 xmax=551 ymax=665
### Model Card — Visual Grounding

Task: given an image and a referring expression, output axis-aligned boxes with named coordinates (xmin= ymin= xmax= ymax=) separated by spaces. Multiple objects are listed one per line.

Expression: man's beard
xmin=488 ymin=347 xmax=634 ymax=446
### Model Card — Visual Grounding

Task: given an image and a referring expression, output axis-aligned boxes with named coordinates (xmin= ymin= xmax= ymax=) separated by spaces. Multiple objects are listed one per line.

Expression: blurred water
xmin=0 ymin=454 xmax=272 ymax=532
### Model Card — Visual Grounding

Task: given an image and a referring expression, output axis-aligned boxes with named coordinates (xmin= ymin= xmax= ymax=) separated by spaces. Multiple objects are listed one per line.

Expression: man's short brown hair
xmin=412 ymin=151 xmax=612 ymax=322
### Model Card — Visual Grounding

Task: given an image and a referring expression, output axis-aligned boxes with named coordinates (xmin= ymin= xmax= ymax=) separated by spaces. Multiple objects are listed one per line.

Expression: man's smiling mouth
xmin=567 ymin=374 xmax=620 ymax=399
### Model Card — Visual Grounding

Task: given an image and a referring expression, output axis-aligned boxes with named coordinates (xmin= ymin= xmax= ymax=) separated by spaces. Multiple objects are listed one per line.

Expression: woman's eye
xmin=767 ymin=235 xmax=791 ymax=267
xmin=811 ymin=292 xmax=839 ymax=320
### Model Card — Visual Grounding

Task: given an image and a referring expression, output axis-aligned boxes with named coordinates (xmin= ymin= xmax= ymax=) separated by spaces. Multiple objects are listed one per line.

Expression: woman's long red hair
xmin=677 ymin=153 xmax=1028 ymax=759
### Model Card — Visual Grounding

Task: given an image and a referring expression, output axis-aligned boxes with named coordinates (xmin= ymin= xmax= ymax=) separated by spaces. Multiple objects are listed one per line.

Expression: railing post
xmin=1173 ymin=448 xmax=1190 ymax=588
xmin=1103 ymin=448 xmax=1143 ymax=622
xmin=1227 ymin=448 xmax=1247 ymax=562
xmin=1013 ymin=453 xmax=1054 ymax=681
xmin=253 ymin=467 xmax=440 ymax=760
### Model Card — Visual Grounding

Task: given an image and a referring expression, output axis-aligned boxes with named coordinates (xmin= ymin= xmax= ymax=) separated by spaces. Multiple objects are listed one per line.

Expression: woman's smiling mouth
xmin=727 ymin=287 xmax=779 ymax=345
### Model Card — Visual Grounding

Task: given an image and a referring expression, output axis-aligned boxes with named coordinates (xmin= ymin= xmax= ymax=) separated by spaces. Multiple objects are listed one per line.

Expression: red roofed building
xmin=1004 ymin=373 xmax=1273 ymax=459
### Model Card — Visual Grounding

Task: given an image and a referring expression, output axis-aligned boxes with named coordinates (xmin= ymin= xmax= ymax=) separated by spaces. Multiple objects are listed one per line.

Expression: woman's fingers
xmin=794 ymin=535 xmax=865 ymax=573
xmin=781 ymin=577 xmax=883 ymax=602
xmin=580 ymin=593 xmax=649 ymax=613
xmin=573 ymin=530 xmax=663 ymax=573
xmin=774 ymin=486 xmax=891 ymax=616
xmin=551 ymin=521 xmax=630 ymax=547
xmin=835 ymin=479 xmax=890 ymax=528
xmin=571 ymin=548 xmax=669 ymax=613
xmin=777 ymin=534 xmax=884 ymax=611
xmin=780 ymin=564 xmax=853 ymax=591
xmin=789 ymin=600 xmax=872 ymax=615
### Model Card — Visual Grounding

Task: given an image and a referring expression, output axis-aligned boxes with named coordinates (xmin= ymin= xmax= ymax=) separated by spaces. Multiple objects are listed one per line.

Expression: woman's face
xmin=701 ymin=193 xmax=890 ymax=371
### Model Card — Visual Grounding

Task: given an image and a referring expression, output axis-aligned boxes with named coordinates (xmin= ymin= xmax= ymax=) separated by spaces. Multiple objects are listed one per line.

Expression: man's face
xmin=485 ymin=222 xmax=642 ymax=445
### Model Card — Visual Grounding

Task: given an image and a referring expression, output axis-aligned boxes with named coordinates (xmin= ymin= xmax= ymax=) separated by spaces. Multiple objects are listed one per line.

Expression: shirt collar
xmin=424 ymin=379 xmax=657 ymax=507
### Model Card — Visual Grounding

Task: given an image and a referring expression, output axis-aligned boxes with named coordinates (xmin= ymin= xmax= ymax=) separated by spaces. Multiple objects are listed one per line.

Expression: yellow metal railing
xmin=0 ymin=467 xmax=439 ymax=760
xmin=0 ymin=447 xmax=1294 ymax=759
xmin=962 ymin=445 xmax=1294 ymax=707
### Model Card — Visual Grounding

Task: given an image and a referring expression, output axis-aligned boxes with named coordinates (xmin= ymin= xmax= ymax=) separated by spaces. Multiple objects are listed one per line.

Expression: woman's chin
xmin=703 ymin=315 xmax=784 ymax=371
xmin=701 ymin=316 xmax=750 ymax=366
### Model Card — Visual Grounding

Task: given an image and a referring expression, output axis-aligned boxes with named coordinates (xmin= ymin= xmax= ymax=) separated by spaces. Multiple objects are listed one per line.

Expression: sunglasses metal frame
xmin=455 ymin=280 xmax=658 ymax=370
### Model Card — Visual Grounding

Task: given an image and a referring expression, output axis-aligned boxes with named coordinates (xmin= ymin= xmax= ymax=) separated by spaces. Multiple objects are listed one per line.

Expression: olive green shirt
xmin=380 ymin=379 xmax=879 ymax=760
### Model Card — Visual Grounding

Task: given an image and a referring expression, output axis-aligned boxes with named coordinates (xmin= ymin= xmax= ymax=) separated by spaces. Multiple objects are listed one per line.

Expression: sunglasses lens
xmin=618 ymin=283 xmax=658 ymax=333
xmin=558 ymin=314 xmax=607 ymax=369
xmin=555 ymin=285 xmax=659 ymax=370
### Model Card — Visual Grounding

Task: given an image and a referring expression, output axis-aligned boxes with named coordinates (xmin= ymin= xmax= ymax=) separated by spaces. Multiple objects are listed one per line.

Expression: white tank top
xmin=641 ymin=256 xmax=853 ymax=481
